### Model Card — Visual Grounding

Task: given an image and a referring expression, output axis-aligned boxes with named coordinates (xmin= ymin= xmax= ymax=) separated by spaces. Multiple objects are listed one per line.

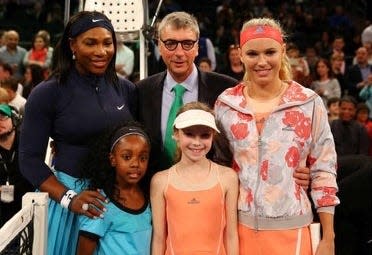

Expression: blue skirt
xmin=47 ymin=171 xmax=86 ymax=255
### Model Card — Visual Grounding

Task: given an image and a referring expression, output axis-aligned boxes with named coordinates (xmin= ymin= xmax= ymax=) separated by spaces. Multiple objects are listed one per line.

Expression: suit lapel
xmin=198 ymin=70 xmax=218 ymax=107
xmin=151 ymin=72 xmax=166 ymax=144
xmin=198 ymin=70 xmax=210 ymax=103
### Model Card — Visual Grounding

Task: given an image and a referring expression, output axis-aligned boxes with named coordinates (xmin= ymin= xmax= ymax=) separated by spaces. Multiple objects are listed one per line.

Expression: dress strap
xmin=213 ymin=162 xmax=221 ymax=185
xmin=213 ymin=162 xmax=226 ymax=201
xmin=164 ymin=166 xmax=175 ymax=194
xmin=212 ymin=161 xmax=226 ymax=255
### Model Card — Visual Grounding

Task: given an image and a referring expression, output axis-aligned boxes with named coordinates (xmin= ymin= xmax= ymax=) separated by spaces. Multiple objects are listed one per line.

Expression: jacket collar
xmin=218 ymin=81 xmax=318 ymax=113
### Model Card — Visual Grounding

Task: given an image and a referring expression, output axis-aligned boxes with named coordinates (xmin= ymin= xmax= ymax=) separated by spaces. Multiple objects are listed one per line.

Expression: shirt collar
xmin=165 ymin=64 xmax=198 ymax=93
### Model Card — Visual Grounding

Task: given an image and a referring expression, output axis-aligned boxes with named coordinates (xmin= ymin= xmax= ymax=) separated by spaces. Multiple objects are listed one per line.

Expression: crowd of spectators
xmin=149 ymin=0 xmax=370 ymax=70
xmin=0 ymin=1 xmax=371 ymax=81
xmin=0 ymin=7 xmax=370 ymax=148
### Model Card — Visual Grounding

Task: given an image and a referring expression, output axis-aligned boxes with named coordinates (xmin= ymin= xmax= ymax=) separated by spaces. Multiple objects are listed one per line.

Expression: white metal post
xmin=22 ymin=192 xmax=49 ymax=255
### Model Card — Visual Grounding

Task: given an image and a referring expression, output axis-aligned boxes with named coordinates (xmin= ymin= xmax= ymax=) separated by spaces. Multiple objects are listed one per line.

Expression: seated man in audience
xmin=197 ymin=57 xmax=212 ymax=72
xmin=0 ymin=77 xmax=26 ymax=113
xmin=346 ymin=46 xmax=371 ymax=101
xmin=327 ymin=97 xmax=340 ymax=123
xmin=0 ymin=62 xmax=23 ymax=95
xmin=330 ymin=96 xmax=369 ymax=156
xmin=0 ymin=104 xmax=33 ymax=227
xmin=0 ymin=30 xmax=27 ymax=80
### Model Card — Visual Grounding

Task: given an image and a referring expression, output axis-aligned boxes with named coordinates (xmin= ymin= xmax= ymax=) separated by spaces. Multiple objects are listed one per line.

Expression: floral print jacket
xmin=215 ymin=81 xmax=339 ymax=229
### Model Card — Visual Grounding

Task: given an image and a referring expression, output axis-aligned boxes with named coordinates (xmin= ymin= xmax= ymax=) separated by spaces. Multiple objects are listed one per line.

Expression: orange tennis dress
xmin=164 ymin=164 xmax=226 ymax=255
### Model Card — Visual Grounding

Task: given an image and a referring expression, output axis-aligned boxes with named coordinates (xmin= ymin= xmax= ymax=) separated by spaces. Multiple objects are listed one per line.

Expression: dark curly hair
xmin=78 ymin=121 xmax=151 ymax=200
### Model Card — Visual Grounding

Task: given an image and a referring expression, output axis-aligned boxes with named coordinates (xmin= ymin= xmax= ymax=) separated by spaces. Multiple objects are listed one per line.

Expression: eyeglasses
xmin=160 ymin=39 xmax=197 ymax=51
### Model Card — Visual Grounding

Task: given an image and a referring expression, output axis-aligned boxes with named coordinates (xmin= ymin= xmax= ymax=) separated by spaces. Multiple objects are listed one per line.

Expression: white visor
xmin=173 ymin=109 xmax=220 ymax=133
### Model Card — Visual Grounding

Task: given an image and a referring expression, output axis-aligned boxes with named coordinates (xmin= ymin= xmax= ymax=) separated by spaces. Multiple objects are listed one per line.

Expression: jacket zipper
xmin=254 ymin=135 xmax=262 ymax=231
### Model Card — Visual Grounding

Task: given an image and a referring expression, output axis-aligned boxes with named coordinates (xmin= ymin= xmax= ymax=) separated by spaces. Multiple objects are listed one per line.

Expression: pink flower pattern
xmin=246 ymin=188 xmax=253 ymax=205
xmin=260 ymin=160 xmax=268 ymax=181
xmin=283 ymin=111 xmax=304 ymax=126
xmin=284 ymin=83 xmax=308 ymax=101
xmin=294 ymin=117 xmax=311 ymax=139
xmin=285 ymin=146 xmax=300 ymax=168
xmin=283 ymin=110 xmax=311 ymax=139
xmin=231 ymin=123 xmax=248 ymax=140
xmin=317 ymin=195 xmax=337 ymax=207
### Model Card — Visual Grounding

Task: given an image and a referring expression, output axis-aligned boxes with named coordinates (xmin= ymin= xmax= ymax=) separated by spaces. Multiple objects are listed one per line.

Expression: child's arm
xmin=150 ymin=171 xmax=168 ymax=255
xmin=315 ymin=212 xmax=335 ymax=255
xmin=76 ymin=208 xmax=106 ymax=255
xmin=222 ymin=167 xmax=239 ymax=255
xmin=76 ymin=233 xmax=98 ymax=255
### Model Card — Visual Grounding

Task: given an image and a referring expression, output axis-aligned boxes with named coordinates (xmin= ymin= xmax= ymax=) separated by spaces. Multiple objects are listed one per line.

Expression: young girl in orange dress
xmin=150 ymin=101 xmax=239 ymax=255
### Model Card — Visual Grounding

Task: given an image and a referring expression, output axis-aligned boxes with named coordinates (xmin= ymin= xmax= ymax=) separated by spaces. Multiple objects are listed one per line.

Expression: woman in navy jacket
xmin=19 ymin=11 xmax=137 ymax=254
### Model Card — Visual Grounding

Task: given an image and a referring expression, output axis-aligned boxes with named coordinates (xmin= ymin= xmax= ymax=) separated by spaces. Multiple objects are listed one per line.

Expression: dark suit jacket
xmin=330 ymin=119 xmax=370 ymax=156
xmin=136 ymin=70 xmax=238 ymax=181
xmin=346 ymin=64 xmax=372 ymax=100
xmin=334 ymin=154 xmax=372 ymax=255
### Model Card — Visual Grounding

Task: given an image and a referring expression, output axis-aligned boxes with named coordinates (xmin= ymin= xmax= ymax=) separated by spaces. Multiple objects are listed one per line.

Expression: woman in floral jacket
xmin=215 ymin=17 xmax=339 ymax=255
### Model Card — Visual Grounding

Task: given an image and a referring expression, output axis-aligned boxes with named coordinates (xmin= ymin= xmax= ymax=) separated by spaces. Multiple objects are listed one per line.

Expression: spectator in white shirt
xmin=0 ymin=77 xmax=26 ymax=113
xmin=115 ymin=41 xmax=134 ymax=79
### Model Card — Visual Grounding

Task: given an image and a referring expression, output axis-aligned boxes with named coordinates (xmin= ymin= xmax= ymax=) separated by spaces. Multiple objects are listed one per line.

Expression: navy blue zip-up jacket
xmin=19 ymin=68 xmax=137 ymax=187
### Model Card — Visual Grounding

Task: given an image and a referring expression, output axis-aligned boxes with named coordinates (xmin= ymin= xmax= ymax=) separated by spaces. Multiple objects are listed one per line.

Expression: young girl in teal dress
xmin=76 ymin=122 xmax=152 ymax=255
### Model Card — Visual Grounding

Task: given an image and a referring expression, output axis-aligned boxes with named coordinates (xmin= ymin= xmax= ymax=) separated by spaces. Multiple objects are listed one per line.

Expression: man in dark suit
xmin=346 ymin=46 xmax=372 ymax=101
xmin=136 ymin=11 xmax=310 ymax=189
xmin=330 ymin=96 xmax=370 ymax=156
xmin=137 ymin=12 xmax=237 ymax=174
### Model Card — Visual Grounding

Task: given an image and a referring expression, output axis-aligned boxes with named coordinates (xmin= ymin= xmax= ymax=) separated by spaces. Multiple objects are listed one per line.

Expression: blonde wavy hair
xmin=241 ymin=18 xmax=292 ymax=81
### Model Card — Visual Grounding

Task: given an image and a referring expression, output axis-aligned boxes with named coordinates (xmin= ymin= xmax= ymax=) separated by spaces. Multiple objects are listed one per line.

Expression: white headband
xmin=173 ymin=109 xmax=220 ymax=133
